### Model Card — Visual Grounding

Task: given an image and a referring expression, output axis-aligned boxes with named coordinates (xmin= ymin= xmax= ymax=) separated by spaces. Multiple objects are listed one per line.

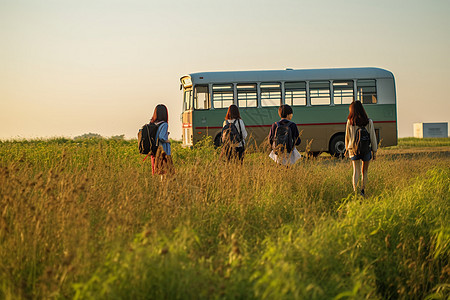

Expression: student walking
xmin=345 ymin=101 xmax=378 ymax=196
xmin=150 ymin=104 xmax=173 ymax=175
xmin=268 ymin=104 xmax=301 ymax=165
xmin=221 ymin=104 xmax=247 ymax=161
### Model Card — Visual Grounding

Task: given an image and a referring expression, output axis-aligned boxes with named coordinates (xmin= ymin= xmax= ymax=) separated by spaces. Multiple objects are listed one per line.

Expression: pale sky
xmin=1 ymin=0 xmax=449 ymax=140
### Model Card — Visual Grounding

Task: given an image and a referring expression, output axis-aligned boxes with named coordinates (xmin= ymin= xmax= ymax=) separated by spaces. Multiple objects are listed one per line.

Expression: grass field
xmin=386 ymin=137 xmax=450 ymax=149
xmin=1 ymin=137 xmax=449 ymax=299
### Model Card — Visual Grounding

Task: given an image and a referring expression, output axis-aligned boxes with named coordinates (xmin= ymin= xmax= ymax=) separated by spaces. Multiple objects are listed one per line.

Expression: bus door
xmin=182 ymin=87 xmax=193 ymax=147
xmin=192 ymin=85 xmax=210 ymax=144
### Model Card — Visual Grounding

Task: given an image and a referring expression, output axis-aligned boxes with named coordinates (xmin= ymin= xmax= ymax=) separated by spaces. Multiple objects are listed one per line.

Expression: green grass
xmin=388 ymin=137 xmax=450 ymax=149
xmin=0 ymin=137 xmax=449 ymax=299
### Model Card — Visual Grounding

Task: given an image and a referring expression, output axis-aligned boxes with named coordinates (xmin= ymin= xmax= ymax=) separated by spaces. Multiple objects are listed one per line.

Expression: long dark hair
xmin=225 ymin=104 xmax=241 ymax=120
xmin=347 ymin=101 xmax=369 ymax=126
xmin=151 ymin=104 xmax=168 ymax=123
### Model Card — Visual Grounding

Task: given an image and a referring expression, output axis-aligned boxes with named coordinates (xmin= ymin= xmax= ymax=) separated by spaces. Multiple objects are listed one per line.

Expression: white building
xmin=414 ymin=123 xmax=448 ymax=138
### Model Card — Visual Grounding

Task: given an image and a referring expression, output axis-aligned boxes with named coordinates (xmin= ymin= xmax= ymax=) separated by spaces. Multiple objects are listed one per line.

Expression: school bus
xmin=180 ymin=67 xmax=397 ymax=156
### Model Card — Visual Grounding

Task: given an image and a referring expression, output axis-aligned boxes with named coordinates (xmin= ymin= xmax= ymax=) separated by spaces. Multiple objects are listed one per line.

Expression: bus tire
xmin=329 ymin=134 xmax=345 ymax=158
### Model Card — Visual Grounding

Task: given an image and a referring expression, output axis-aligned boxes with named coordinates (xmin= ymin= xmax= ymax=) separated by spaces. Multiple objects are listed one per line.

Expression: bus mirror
xmin=180 ymin=84 xmax=183 ymax=90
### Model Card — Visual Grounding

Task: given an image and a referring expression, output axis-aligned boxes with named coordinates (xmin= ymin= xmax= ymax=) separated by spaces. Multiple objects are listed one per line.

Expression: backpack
xmin=272 ymin=121 xmax=294 ymax=154
xmin=221 ymin=120 xmax=242 ymax=147
xmin=355 ymin=126 xmax=371 ymax=155
xmin=138 ymin=123 xmax=160 ymax=155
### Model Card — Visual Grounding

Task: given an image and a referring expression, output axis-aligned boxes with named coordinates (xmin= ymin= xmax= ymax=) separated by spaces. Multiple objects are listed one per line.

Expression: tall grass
xmin=0 ymin=138 xmax=449 ymax=299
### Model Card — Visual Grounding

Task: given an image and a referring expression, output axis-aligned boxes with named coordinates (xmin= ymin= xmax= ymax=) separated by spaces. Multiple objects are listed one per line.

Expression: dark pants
xmin=222 ymin=146 xmax=245 ymax=161
xmin=235 ymin=146 xmax=245 ymax=161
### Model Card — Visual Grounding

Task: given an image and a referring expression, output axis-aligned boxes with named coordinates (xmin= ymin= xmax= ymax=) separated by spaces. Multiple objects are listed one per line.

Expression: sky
xmin=1 ymin=0 xmax=449 ymax=140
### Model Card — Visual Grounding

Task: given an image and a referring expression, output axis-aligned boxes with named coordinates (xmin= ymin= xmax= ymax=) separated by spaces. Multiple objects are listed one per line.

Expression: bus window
xmin=261 ymin=83 xmax=281 ymax=107
xmin=310 ymin=81 xmax=330 ymax=105
xmin=213 ymin=84 xmax=234 ymax=109
xmin=357 ymin=80 xmax=377 ymax=104
xmin=333 ymin=81 xmax=354 ymax=105
xmin=194 ymin=85 xmax=210 ymax=110
xmin=183 ymin=89 xmax=192 ymax=111
xmin=285 ymin=82 xmax=306 ymax=106
xmin=237 ymin=83 xmax=257 ymax=108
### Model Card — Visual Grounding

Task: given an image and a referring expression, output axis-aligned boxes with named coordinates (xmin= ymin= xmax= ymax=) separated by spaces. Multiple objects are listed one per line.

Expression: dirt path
xmin=377 ymin=147 xmax=450 ymax=159
xmin=306 ymin=147 xmax=450 ymax=160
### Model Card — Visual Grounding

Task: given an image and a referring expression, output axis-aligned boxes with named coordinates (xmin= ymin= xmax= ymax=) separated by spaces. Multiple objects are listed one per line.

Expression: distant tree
xmin=110 ymin=134 xmax=125 ymax=140
xmin=74 ymin=133 xmax=104 ymax=140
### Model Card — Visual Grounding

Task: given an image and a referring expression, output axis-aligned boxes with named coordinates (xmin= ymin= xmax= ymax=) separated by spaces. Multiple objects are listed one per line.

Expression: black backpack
xmin=222 ymin=120 xmax=242 ymax=146
xmin=272 ymin=121 xmax=294 ymax=154
xmin=138 ymin=123 xmax=160 ymax=155
xmin=355 ymin=126 xmax=371 ymax=155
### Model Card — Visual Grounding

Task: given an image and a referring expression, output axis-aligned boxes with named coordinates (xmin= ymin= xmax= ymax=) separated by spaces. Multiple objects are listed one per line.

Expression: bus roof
xmin=182 ymin=67 xmax=394 ymax=85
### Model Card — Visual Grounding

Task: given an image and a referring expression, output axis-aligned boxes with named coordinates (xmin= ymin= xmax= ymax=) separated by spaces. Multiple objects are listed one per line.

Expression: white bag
xmin=269 ymin=147 xmax=301 ymax=166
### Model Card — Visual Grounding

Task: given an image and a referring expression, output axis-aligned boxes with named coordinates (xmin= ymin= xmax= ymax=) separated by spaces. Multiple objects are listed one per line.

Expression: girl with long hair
xmin=345 ymin=101 xmax=378 ymax=196
xmin=150 ymin=104 xmax=173 ymax=175
xmin=222 ymin=104 xmax=247 ymax=161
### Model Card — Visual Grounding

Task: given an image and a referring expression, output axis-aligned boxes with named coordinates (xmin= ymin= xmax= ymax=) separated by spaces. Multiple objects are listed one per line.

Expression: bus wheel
xmin=330 ymin=135 xmax=345 ymax=158
xmin=213 ymin=133 xmax=222 ymax=148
